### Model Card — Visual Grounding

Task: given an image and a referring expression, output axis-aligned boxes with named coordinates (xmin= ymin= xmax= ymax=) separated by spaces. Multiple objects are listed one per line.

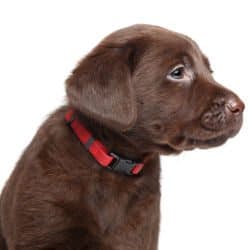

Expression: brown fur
xmin=0 ymin=24 xmax=244 ymax=249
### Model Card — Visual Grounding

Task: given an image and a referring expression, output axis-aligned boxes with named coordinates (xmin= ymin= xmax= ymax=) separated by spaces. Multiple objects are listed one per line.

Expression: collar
xmin=65 ymin=109 xmax=145 ymax=176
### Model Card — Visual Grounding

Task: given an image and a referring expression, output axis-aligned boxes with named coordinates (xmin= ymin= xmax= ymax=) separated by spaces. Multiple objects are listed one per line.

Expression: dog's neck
xmin=72 ymin=108 xmax=151 ymax=162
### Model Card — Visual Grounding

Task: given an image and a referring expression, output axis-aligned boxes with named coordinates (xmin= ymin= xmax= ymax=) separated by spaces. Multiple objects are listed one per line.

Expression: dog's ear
xmin=66 ymin=41 xmax=141 ymax=131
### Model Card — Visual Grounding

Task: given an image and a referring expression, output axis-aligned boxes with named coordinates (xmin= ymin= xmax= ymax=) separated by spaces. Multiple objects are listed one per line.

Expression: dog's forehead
xmin=152 ymin=29 xmax=203 ymax=61
xmin=107 ymin=24 xmax=203 ymax=61
xmin=103 ymin=25 xmax=205 ymax=69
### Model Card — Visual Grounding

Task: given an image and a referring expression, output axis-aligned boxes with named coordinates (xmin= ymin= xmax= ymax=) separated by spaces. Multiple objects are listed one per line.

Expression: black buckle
xmin=108 ymin=153 xmax=138 ymax=176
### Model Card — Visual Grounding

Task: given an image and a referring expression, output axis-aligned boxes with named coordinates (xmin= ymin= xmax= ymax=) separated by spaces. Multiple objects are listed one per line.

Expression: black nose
xmin=226 ymin=97 xmax=245 ymax=115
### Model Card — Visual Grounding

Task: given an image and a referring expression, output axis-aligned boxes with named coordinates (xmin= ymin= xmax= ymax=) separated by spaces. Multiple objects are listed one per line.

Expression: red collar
xmin=65 ymin=109 xmax=144 ymax=175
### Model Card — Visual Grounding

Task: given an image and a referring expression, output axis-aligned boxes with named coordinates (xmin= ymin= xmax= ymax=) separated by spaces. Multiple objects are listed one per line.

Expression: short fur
xmin=0 ymin=24 xmax=244 ymax=249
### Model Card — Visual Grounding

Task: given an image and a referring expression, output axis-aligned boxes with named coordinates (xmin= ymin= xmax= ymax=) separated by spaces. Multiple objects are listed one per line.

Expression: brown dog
xmin=0 ymin=24 xmax=244 ymax=250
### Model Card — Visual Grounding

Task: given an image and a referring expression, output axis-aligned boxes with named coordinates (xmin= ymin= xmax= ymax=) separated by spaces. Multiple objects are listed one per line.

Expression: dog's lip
xmin=186 ymin=135 xmax=228 ymax=149
xmin=155 ymin=142 xmax=183 ymax=154
xmin=186 ymin=125 xmax=242 ymax=149
xmin=156 ymin=136 xmax=227 ymax=152
xmin=158 ymin=130 xmax=237 ymax=151
xmin=183 ymin=116 xmax=243 ymax=149
xmin=155 ymin=119 xmax=243 ymax=152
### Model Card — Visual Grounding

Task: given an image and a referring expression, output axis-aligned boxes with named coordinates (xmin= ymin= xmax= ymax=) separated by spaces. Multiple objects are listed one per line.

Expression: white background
xmin=0 ymin=1 xmax=249 ymax=249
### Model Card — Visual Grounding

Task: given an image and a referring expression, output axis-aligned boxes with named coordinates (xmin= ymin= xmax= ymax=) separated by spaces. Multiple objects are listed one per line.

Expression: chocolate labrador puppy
xmin=0 ymin=24 xmax=244 ymax=250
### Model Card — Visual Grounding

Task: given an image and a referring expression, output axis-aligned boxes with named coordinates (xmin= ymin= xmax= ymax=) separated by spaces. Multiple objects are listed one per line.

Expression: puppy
xmin=0 ymin=24 xmax=244 ymax=250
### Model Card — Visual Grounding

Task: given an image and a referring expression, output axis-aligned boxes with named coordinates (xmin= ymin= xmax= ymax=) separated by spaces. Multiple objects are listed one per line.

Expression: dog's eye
xmin=168 ymin=65 xmax=185 ymax=80
xmin=167 ymin=64 xmax=193 ymax=83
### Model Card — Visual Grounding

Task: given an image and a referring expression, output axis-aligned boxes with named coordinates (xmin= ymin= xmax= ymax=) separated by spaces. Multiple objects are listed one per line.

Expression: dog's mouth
xmin=185 ymin=134 xmax=229 ymax=149
xmin=156 ymin=120 xmax=243 ymax=154
xmin=157 ymin=133 xmax=231 ymax=154
xmin=153 ymin=110 xmax=243 ymax=155
xmin=185 ymin=112 xmax=243 ymax=149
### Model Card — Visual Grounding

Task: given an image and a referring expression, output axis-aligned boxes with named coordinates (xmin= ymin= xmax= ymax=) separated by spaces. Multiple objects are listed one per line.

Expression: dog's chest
xmin=70 ymin=170 xmax=160 ymax=249
xmin=91 ymin=176 xmax=160 ymax=249
xmin=57 ymin=154 xmax=161 ymax=249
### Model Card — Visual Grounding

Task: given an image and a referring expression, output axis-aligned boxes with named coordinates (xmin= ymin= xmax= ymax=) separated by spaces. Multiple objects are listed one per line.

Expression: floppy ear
xmin=66 ymin=43 xmax=139 ymax=131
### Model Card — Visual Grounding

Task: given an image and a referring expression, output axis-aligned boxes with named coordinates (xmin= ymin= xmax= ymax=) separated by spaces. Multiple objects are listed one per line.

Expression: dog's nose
xmin=226 ymin=96 xmax=245 ymax=115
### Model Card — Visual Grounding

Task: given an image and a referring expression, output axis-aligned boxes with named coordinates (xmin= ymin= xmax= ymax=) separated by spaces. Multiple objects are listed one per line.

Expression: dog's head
xmin=66 ymin=24 xmax=244 ymax=154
